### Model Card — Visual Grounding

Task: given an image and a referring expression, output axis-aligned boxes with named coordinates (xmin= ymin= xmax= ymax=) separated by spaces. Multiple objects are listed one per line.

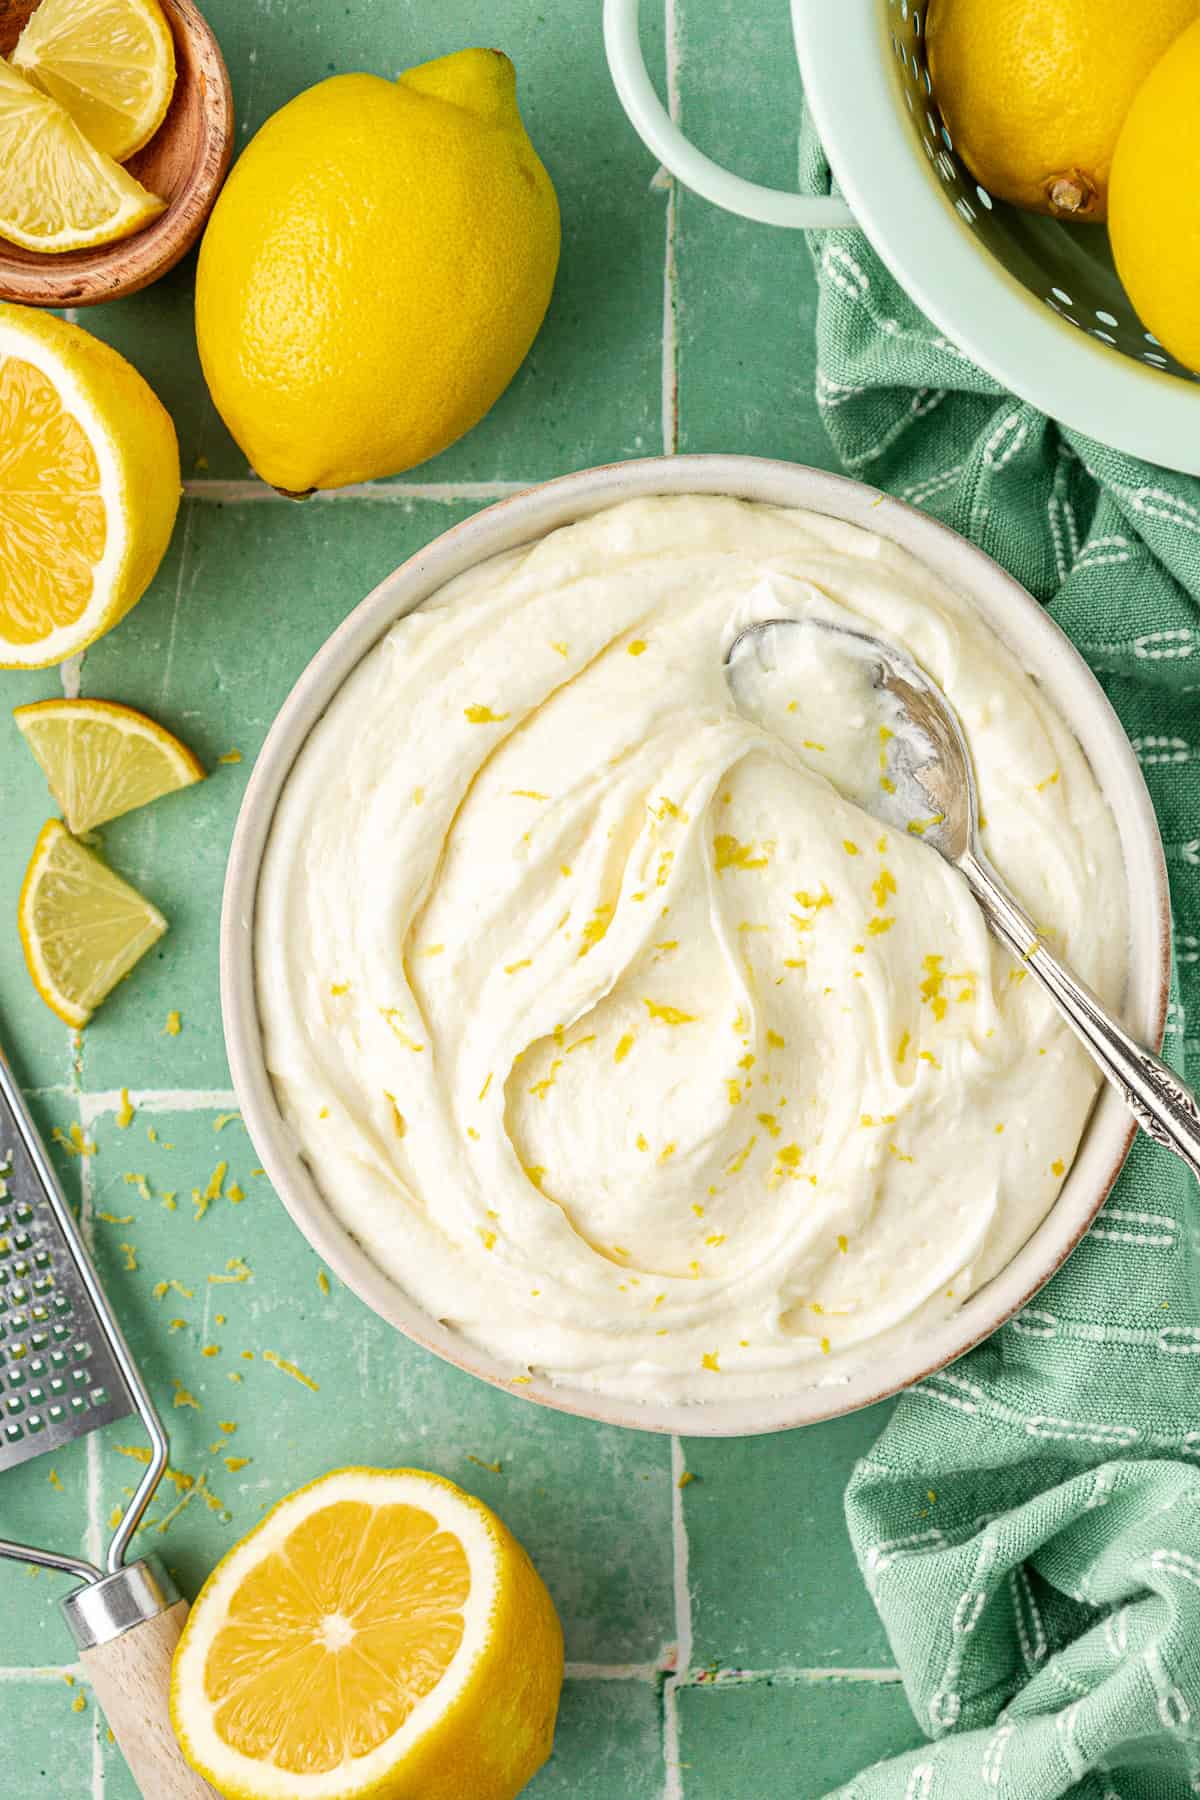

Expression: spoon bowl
xmin=725 ymin=615 xmax=978 ymax=860
xmin=726 ymin=610 xmax=1200 ymax=1186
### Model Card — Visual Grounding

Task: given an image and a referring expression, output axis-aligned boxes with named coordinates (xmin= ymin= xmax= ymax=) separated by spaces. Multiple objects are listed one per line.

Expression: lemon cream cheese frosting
xmin=255 ymin=495 xmax=1127 ymax=1404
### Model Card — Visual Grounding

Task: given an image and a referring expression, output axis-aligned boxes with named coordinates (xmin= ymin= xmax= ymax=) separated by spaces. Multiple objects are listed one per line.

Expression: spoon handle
xmin=960 ymin=853 xmax=1200 ymax=1183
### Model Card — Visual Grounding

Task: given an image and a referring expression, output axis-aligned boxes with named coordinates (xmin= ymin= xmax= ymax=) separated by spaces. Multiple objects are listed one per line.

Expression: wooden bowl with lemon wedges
xmin=0 ymin=0 xmax=233 ymax=307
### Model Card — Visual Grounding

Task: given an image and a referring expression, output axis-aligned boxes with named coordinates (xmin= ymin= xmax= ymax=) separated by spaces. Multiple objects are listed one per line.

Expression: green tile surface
xmin=677 ymin=1678 xmax=928 ymax=1799
xmin=0 ymin=2 xmax=921 ymax=1795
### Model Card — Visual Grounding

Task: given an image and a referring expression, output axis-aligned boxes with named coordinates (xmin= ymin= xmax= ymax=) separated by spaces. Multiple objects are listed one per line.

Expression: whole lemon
xmin=926 ymin=0 xmax=1200 ymax=219
xmin=195 ymin=49 xmax=560 ymax=491
xmin=1110 ymin=20 xmax=1200 ymax=372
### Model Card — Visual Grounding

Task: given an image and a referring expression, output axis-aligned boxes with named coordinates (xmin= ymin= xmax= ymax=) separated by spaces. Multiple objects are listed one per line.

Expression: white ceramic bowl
xmin=221 ymin=455 xmax=1170 ymax=1437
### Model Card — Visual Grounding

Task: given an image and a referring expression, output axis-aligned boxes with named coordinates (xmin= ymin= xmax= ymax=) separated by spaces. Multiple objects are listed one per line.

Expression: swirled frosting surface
xmin=256 ymin=497 xmax=1126 ymax=1403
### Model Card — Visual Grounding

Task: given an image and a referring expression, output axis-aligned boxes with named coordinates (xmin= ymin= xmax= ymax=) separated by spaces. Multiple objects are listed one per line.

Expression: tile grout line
xmin=663 ymin=1436 xmax=694 ymax=1800
xmin=660 ymin=0 xmax=681 ymax=458
xmin=0 ymin=1659 xmax=901 ymax=1684
xmin=157 ymin=500 xmax=197 ymax=716
xmin=59 ymin=650 xmax=82 ymax=701
xmin=181 ymin=477 xmax=533 ymax=504
xmin=79 ymin=1088 xmax=239 ymax=1125
xmin=662 ymin=2 xmax=684 ymax=1789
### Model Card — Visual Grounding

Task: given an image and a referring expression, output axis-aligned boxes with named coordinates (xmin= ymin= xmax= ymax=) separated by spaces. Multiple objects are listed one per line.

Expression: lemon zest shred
xmin=643 ymin=999 xmax=697 ymax=1026
xmin=262 ymin=1349 xmax=319 ymax=1392
xmin=714 ymin=834 xmax=768 ymax=873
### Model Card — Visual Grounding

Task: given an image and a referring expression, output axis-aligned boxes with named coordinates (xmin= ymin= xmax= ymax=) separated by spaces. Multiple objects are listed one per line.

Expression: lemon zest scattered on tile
xmin=164 ymin=1011 xmax=182 ymax=1037
xmin=263 ymin=1349 xmax=319 ymax=1392
xmin=115 ymin=1088 xmax=135 ymax=1130
xmin=208 ymin=1257 xmax=252 ymax=1286
xmin=152 ymin=1279 xmax=193 ymax=1301
xmin=52 ymin=1123 xmax=95 ymax=1157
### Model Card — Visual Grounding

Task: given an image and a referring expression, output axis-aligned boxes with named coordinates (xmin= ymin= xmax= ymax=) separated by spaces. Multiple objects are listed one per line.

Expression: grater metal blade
xmin=0 ymin=1038 xmax=171 ymax=1580
xmin=0 ymin=1042 xmax=224 ymax=1795
xmin=0 ymin=1113 xmax=134 ymax=1475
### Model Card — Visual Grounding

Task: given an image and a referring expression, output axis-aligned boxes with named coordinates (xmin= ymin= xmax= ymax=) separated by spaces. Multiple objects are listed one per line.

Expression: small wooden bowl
xmin=0 ymin=0 xmax=233 ymax=307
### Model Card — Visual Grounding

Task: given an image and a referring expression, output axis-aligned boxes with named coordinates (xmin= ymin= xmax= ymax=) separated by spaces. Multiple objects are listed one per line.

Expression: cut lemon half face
xmin=12 ymin=0 xmax=177 ymax=163
xmin=15 ymin=698 xmax=204 ymax=835
xmin=0 ymin=303 xmax=180 ymax=669
xmin=0 ymin=56 xmax=164 ymax=253
xmin=170 ymin=1467 xmax=563 ymax=1800
xmin=19 ymin=820 xmax=167 ymax=1028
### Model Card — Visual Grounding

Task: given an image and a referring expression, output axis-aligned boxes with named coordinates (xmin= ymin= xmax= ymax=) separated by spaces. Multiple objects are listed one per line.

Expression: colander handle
xmin=603 ymin=0 xmax=856 ymax=229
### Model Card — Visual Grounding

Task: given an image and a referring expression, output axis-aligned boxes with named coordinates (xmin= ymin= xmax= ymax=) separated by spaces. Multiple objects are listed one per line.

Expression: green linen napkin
xmin=796 ymin=133 xmax=1200 ymax=1800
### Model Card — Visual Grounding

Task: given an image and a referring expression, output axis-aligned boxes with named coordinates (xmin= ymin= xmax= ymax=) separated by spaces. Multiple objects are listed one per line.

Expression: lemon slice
xmin=0 ymin=57 xmax=164 ymax=252
xmin=171 ymin=1466 xmax=563 ymax=1800
xmin=0 ymin=304 xmax=180 ymax=669
xmin=12 ymin=0 xmax=177 ymax=163
xmin=19 ymin=820 xmax=167 ymax=1028
xmin=14 ymin=699 xmax=204 ymax=835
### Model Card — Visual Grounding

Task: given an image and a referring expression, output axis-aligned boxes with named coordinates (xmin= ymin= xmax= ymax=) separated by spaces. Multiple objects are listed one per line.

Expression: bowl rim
xmin=220 ymin=453 xmax=1171 ymax=1437
xmin=792 ymin=0 xmax=1200 ymax=476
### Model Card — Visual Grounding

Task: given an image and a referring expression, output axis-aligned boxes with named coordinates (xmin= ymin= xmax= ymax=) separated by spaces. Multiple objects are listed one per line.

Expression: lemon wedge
xmin=14 ymin=699 xmax=204 ymax=835
xmin=171 ymin=1466 xmax=563 ymax=1800
xmin=0 ymin=56 xmax=164 ymax=253
xmin=12 ymin=0 xmax=177 ymax=163
xmin=19 ymin=820 xmax=167 ymax=1028
xmin=0 ymin=304 xmax=179 ymax=669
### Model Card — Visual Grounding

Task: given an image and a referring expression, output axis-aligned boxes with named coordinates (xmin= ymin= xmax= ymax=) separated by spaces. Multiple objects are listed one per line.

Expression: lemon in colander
xmin=1109 ymin=19 xmax=1200 ymax=373
xmin=926 ymin=0 xmax=1200 ymax=220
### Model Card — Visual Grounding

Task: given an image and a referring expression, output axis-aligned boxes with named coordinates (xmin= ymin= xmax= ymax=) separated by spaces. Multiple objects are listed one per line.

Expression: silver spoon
xmin=726 ymin=616 xmax=1200 ymax=1181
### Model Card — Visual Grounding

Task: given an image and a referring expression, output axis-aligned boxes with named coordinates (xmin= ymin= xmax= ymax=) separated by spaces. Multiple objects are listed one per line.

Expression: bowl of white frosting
xmin=222 ymin=456 xmax=1170 ymax=1436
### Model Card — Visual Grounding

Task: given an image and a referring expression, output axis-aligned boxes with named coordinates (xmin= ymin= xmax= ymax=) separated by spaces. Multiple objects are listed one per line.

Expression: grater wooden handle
xmin=81 ymin=1598 xmax=223 ymax=1799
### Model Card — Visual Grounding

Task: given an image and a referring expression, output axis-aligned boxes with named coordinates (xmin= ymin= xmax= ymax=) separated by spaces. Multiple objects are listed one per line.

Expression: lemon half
xmin=0 ymin=304 xmax=180 ymax=669
xmin=12 ymin=0 xmax=177 ymax=163
xmin=14 ymin=698 xmax=204 ymax=835
xmin=171 ymin=1467 xmax=563 ymax=1800
xmin=19 ymin=820 xmax=167 ymax=1028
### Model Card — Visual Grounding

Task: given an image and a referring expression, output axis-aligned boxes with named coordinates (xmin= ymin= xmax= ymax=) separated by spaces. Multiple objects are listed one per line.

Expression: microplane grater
xmin=0 ymin=1038 xmax=218 ymax=1799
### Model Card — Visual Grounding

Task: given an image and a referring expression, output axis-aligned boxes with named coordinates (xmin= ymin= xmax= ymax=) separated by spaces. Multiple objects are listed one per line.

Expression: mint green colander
xmin=604 ymin=0 xmax=1200 ymax=475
